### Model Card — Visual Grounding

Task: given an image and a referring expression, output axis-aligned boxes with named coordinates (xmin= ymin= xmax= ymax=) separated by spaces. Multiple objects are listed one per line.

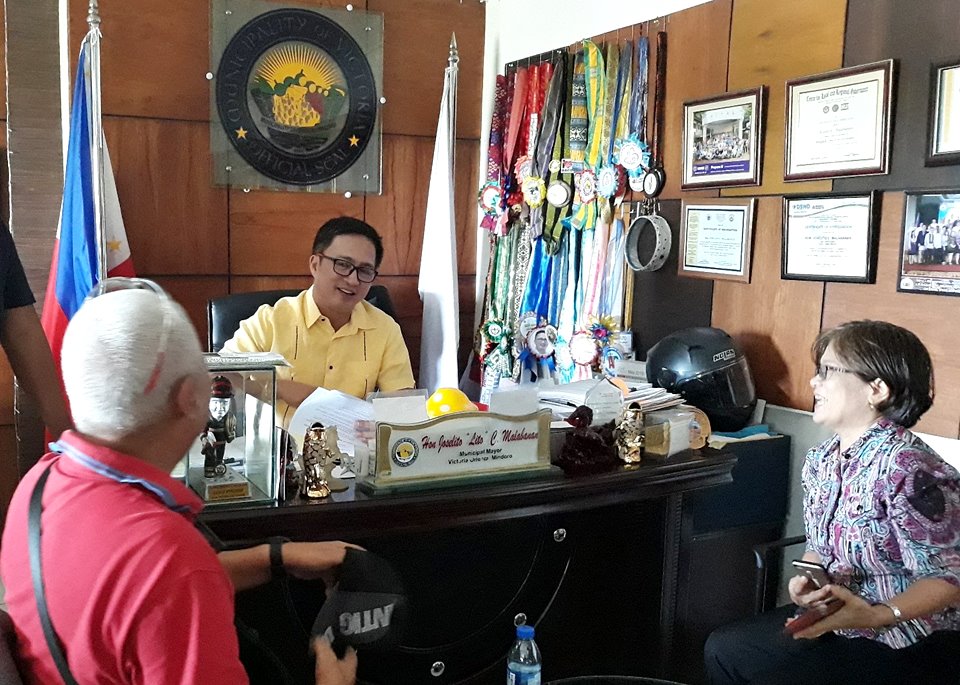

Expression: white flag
xmin=418 ymin=55 xmax=459 ymax=395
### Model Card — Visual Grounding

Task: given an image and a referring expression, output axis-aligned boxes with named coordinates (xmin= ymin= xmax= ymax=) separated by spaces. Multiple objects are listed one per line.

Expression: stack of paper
xmin=624 ymin=385 xmax=685 ymax=412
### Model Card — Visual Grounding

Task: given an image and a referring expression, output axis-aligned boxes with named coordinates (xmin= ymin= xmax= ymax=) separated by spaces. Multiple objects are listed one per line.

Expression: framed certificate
xmin=926 ymin=58 xmax=960 ymax=167
xmin=784 ymin=60 xmax=896 ymax=181
xmin=898 ymin=190 xmax=960 ymax=297
xmin=678 ymin=198 xmax=756 ymax=283
xmin=781 ymin=192 xmax=880 ymax=283
xmin=681 ymin=87 xmax=765 ymax=189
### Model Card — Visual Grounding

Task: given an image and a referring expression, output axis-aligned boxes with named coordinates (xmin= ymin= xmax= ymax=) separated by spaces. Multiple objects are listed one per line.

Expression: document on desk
xmin=287 ymin=388 xmax=375 ymax=457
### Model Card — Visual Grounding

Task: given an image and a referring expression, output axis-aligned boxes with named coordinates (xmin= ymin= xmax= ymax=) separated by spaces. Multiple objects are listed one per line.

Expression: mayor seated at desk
xmin=222 ymin=217 xmax=415 ymax=427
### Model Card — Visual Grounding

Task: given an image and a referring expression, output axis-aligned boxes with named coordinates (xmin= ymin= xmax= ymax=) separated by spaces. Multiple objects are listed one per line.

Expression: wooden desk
xmin=202 ymin=449 xmax=736 ymax=685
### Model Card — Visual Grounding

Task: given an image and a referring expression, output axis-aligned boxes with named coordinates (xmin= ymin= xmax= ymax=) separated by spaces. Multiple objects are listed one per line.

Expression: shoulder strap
xmin=28 ymin=464 xmax=79 ymax=685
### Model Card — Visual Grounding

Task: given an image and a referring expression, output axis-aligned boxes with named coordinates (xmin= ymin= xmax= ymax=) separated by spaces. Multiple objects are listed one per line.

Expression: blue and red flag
xmin=41 ymin=41 xmax=134 ymax=381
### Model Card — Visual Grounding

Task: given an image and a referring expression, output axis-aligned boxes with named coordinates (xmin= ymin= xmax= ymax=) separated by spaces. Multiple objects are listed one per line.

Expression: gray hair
xmin=62 ymin=288 xmax=207 ymax=440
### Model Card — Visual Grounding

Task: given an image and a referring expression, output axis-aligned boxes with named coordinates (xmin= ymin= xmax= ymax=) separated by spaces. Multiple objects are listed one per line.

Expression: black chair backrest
xmin=207 ymin=285 xmax=397 ymax=353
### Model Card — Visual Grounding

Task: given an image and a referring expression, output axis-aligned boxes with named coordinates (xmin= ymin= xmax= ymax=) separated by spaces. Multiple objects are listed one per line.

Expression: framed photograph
xmin=784 ymin=59 xmax=896 ymax=181
xmin=898 ymin=190 xmax=960 ymax=296
xmin=926 ymin=58 xmax=960 ymax=166
xmin=681 ymin=87 xmax=765 ymax=189
xmin=781 ymin=192 xmax=880 ymax=283
xmin=679 ymin=198 xmax=756 ymax=283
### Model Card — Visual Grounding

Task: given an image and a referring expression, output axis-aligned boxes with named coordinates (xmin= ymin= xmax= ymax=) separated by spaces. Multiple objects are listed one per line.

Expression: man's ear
xmin=173 ymin=375 xmax=204 ymax=419
xmin=309 ymin=254 xmax=321 ymax=279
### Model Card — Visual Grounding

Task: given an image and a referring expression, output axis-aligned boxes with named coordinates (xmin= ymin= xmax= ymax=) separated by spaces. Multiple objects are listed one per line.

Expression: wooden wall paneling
xmin=822 ymin=193 xmax=960 ymax=438
xmin=834 ymin=0 xmax=960 ymax=194
xmin=630 ymin=199 xmax=714 ymax=356
xmin=454 ymin=139 xmax=480 ymax=274
xmin=230 ymin=188 xmax=363 ymax=276
xmin=0 ymin=125 xmax=9 ymax=226
xmin=0 ymin=354 xmax=12 ymax=424
xmin=104 ymin=116 xmax=228 ymax=275
xmin=0 ymin=0 xmax=5 ymax=118
xmin=151 ymin=275 xmax=229 ymax=344
xmin=656 ymin=0 xmax=733 ymax=200
xmin=722 ymin=0 xmax=847 ymax=198
xmin=711 ymin=196 xmax=824 ymax=409
xmin=368 ymin=0 xmax=484 ymax=139
xmin=366 ymin=135 xmax=432 ymax=275
xmin=230 ymin=276 xmax=313 ymax=294
xmin=68 ymin=0 xmax=211 ymax=121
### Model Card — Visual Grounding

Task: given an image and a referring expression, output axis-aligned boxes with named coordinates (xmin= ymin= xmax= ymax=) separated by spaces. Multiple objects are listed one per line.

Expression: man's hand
xmin=277 ymin=379 xmax=319 ymax=407
xmin=283 ymin=541 xmax=364 ymax=586
xmin=314 ymin=638 xmax=357 ymax=685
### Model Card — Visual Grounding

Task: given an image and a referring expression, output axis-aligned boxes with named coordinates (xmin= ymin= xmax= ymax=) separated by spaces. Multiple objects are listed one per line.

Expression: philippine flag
xmin=41 ymin=42 xmax=134 ymax=382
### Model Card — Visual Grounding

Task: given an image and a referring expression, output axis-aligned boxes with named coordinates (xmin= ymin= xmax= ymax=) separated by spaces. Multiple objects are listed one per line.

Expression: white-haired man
xmin=0 ymin=283 xmax=356 ymax=684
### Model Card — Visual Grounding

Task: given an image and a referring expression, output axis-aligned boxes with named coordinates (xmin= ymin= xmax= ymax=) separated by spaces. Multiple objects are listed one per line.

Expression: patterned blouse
xmin=802 ymin=418 xmax=960 ymax=648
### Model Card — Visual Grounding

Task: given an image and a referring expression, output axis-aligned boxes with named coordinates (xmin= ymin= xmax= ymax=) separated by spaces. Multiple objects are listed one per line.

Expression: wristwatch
xmin=268 ymin=536 xmax=289 ymax=580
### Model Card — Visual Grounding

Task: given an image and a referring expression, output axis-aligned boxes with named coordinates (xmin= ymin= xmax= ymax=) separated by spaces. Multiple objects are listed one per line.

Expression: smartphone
xmin=782 ymin=600 xmax=842 ymax=636
xmin=791 ymin=559 xmax=832 ymax=589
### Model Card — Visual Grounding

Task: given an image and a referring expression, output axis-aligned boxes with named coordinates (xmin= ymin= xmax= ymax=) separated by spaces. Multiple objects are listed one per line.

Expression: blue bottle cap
xmin=516 ymin=624 xmax=535 ymax=640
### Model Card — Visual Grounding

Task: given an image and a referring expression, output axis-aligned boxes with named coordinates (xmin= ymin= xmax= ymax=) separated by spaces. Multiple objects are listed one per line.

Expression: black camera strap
xmin=28 ymin=463 xmax=79 ymax=685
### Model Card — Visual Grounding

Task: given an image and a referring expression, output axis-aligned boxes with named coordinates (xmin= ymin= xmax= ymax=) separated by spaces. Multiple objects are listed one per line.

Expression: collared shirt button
xmin=329 ymin=365 xmax=334 ymax=370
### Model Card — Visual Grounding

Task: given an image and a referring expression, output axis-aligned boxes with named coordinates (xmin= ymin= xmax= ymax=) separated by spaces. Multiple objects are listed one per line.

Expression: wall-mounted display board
xmin=927 ymin=58 xmax=960 ymax=167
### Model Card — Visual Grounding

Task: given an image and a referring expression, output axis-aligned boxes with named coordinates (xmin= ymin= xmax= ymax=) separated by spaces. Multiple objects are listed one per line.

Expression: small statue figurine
xmin=201 ymin=376 xmax=237 ymax=478
xmin=614 ymin=407 xmax=645 ymax=464
xmin=301 ymin=422 xmax=335 ymax=499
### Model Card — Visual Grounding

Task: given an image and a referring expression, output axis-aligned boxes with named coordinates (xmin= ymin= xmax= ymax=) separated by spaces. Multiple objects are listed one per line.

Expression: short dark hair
xmin=311 ymin=217 xmax=384 ymax=267
xmin=812 ymin=320 xmax=934 ymax=428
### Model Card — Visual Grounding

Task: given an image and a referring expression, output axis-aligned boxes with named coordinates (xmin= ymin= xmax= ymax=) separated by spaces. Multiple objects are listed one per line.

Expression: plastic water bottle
xmin=506 ymin=624 xmax=541 ymax=685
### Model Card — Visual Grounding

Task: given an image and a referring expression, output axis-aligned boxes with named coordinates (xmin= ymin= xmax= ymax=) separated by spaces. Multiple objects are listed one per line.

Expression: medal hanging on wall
xmin=620 ymin=36 xmax=650 ymax=193
xmin=478 ymin=75 xmax=508 ymax=231
xmin=570 ymin=40 xmax=605 ymax=233
xmin=641 ymin=32 xmax=668 ymax=199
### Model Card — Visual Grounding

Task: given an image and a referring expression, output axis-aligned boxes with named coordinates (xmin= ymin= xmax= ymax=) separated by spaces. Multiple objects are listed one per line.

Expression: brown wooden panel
xmin=822 ymin=193 xmax=960 ymax=438
xmin=654 ymin=1 xmax=732 ymax=200
xmin=69 ymin=0 xmax=367 ymax=121
xmin=722 ymin=0 xmax=846 ymax=197
xmin=0 ymin=425 xmax=18 ymax=527
xmin=369 ymin=0 xmax=484 ymax=139
xmin=230 ymin=276 xmax=313 ymax=294
xmin=151 ymin=275 xmax=230 ymax=345
xmin=365 ymin=135 xmax=480 ymax=277
xmin=230 ymin=189 xmax=363 ymax=276
xmin=0 ymin=1 xmax=6 ymax=119
xmin=0 ymin=352 xmax=12 ymax=425
xmin=104 ymin=116 xmax=228 ymax=274
xmin=711 ymin=196 xmax=825 ymax=409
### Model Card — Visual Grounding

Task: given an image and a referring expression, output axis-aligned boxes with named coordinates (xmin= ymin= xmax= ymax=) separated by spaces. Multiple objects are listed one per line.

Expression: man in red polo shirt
xmin=0 ymin=282 xmax=356 ymax=685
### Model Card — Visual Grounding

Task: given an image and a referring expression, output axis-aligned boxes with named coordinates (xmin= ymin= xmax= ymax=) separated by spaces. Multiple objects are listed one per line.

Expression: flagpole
xmin=86 ymin=0 xmax=107 ymax=284
xmin=448 ymin=34 xmax=458 ymax=181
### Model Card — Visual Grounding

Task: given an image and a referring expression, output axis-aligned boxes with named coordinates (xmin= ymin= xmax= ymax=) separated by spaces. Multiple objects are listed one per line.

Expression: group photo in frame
xmin=784 ymin=59 xmax=895 ymax=181
xmin=681 ymin=87 xmax=765 ymax=189
xmin=898 ymin=191 xmax=960 ymax=296
xmin=678 ymin=198 xmax=756 ymax=283
xmin=926 ymin=58 xmax=960 ymax=166
xmin=781 ymin=192 xmax=880 ymax=284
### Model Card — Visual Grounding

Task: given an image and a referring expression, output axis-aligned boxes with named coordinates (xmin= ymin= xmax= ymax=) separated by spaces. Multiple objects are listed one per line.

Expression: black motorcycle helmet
xmin=645 ymin=327 xmax=757 ymax=432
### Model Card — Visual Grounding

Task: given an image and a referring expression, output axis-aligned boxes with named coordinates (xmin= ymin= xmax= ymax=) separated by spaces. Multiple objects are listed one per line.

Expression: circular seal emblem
xmin=478 ymin=181 xmax=503 ymax=218
xmin=391 ymin=437 xmax=419 ymax=467
xmin=569 ymin=331 xmax=599 ymax=367
xmin=215 ymin=9 xmax=378 ymax=186
xmin=576 ymin=169 xmax=598 ymax=203
xmin=522 ymin=176 xmax=546 ymax=208
xmin=546 ymin=179 xmax=572 ymax=207
xmin=618 ymin=140 xmax=644 ymax=171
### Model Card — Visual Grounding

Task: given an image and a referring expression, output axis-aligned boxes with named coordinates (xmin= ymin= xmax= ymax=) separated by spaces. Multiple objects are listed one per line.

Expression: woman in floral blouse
xmin=705 ymin=320 xmax=960 ymax=684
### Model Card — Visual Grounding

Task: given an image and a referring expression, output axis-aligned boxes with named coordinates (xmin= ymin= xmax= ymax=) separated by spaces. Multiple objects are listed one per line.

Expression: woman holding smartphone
xmin=705 ymin=320 xmax=960 ymax=684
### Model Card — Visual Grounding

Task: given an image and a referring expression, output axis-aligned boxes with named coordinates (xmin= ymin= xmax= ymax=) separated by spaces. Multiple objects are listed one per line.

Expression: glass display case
xmin=183 ymin=354 xmax=286 ymax=507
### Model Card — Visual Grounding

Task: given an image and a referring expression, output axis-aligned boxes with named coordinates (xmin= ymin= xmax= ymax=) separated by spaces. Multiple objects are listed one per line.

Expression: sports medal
xmin=546 ymin=180 xmax=572 ymax=208
xmin=596 ymin=165 xmax=621 ymax=198
xmin=576 ymin=169 xmax=597 ymax=203
xmin=569 ymin=331 xmax=598 ymax=368
xmin=521 ymin=176 xmax=547 ymax=208
xmin=513 ymin=154 xmax=533 ymax=183
xmin=478 ymin=181 xmax=502 ymax=218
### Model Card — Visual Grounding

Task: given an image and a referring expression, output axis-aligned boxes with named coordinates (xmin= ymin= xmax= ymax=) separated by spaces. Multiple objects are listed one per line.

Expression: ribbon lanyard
xmin=570 ymin=41 xmax=605 ymax=232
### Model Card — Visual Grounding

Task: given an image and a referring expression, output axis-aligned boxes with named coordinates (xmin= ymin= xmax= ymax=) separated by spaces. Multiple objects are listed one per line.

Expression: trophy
xmin=202 ymin=376 xmax=237 ymax=478
xmin=300 ymin=422 xmax=349 ymax=499
xmin=614 ymin=407 xmax=645 ymax=464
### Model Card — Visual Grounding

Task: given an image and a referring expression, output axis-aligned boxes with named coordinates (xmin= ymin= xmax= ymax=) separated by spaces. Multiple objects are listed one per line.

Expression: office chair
xmin=207 ymin=285 xmax=397 ymax=353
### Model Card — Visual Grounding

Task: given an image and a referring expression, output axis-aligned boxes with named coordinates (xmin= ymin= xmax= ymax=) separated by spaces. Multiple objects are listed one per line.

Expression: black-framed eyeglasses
xmin=315 ymin=253 xmax=378 ymax=283
xmin=87 ymin=277 xmax=172 ymax=395
xmin=815 ymin=363 xmax=853 ymax=380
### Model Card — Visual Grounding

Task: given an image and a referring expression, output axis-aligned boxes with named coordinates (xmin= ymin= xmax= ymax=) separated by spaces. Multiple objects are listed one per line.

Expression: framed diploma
xmin=781 ymin=192 xmax=880 ymax=284
xmin=678 ymin=198 xmax=756 ymax=283
xmin=926 ymin=58 xmax=960 ymax=167
xmin=681 ymin=87 xmax=765 ymax=189
xmin=784 ymin=60 xmax=896 ymax=181
xmin=898 ymin=190 xmax=960 ymax=297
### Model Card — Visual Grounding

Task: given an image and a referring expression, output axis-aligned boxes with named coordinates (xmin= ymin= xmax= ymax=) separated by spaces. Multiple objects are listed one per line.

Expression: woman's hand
xmin=790 ymin=584 xmax=889 ymax=639
xmin=313 ymin=638 xmax=357 ymax=685
xmin=788 ymin=574 xmax=821 ymax=608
